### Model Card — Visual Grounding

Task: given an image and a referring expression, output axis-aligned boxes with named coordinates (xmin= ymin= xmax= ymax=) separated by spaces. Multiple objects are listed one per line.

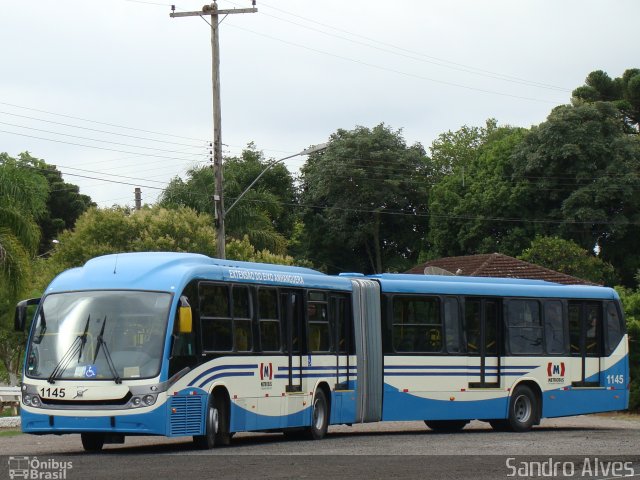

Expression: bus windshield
xmin=26 ymin=291 xmax=172 ymax=381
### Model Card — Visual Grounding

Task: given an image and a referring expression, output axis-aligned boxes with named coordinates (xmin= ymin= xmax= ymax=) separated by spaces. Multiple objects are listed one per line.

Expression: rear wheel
xmin=81 ymin=433 xmax=105 ymax=452
xmin=306 ymin=389 xmax=329 ymax=440
xmin=424 ymin=420 xmax=468 ymax=432
xmin=507 ymin=385 xmax=537 ymax=432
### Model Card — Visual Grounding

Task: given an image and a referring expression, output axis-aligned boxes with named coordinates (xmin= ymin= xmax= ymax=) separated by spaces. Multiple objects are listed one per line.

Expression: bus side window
xmin=544 ymin=301 xmax=565 ymax=355
xmin=393 ymin=296 xmax=442 ymax=353
xmin=465 ymin=300 xmax=481 ymax=354
xmin=444 ymin=297 xmax=462 ymax=353
xmin=200 ymin=283 xmax=233 ymax=352
xmin=258 ymin=288 xmax=281 ymax=352
xmin=308 ymin=292 xmax=331 ymax=353
xmin=506 ymin=300 xmax=543 ymax=355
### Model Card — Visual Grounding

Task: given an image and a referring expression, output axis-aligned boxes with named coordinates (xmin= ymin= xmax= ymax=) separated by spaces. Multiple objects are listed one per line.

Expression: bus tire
xmin=306 ymin=389 xmax=329 ymax=440
xmin=214 ymin=392 xmax=231 ymax=446
xmin=81 ymin=433 xmax=105 ymax=452
xmin=424 ymin=420 xmax=468 ymax=432
xmin=507 ymin=385 xmax=537 ymax=432
xmin=194 ymin=392 xmax=230 ymax=449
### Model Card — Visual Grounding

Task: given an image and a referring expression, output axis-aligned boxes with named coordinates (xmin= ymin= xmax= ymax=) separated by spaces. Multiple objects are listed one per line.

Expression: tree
xmin=299 ymin=124 xmax=430 ymax=274
xmin=429 ymin=118 xmax=497 ymax=183
xmin=159 ymin=144 xmax=295 ymax=255
xmin=613 ymin=286 xmax=640 ymax=411
xmin=46 ymin=206 xmax=220 ymax=272
xmin=226 ymin=235 xmax=310 ymax=267
xmin=511 ymin=102 xmax=640 ymax=286
xmin=0 ymin=154 xmax=49 ymax=384
xmin=42 ymin=205 xmax=304 ymax=281
xmin=518 ymin=236 xmax=617 ymax=285
xmin=0 ymin=154 xmax=49 ymax=293
xmin=572 ymin=68 xmax=640 ymax=133
xmin=16 ymin=152 xmax=94 ymax=254
xmin=426 ymin=125 xmax=530 ymax=259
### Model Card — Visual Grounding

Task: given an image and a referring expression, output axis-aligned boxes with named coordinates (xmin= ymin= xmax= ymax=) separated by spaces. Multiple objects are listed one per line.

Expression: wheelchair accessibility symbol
xmin=84 ymin=365 xmax=97 ymax=378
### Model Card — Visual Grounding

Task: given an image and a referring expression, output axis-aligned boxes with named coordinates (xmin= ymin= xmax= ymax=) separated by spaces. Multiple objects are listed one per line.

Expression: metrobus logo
xmin=259 ymin=363 xmax=273 ymax=381
xmin=547 ymin=362 xmax=566 ymax=383
xmin=547 ymin=362 xmax=565 ymax=377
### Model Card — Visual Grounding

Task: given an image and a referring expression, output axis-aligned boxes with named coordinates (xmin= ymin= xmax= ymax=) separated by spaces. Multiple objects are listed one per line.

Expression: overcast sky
xmin=1 ymin=0 xmax=638 ymax=208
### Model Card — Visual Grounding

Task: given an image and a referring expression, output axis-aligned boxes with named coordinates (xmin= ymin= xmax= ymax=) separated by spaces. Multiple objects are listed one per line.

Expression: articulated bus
xmin=14 ymin=253 xmax=629 ymax=451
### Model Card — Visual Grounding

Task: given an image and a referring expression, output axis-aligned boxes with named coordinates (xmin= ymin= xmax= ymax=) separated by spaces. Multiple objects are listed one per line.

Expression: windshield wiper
xmin=33 ymin=309 xmax=47 ymax=345
xmin=47 ymin=314 xmax=91 ymax=384
xmin=93 ymin=316 xmax=122 ymax=384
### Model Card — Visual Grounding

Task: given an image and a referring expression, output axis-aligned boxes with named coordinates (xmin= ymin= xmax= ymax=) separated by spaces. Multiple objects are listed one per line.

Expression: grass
xmin=1 ymin=407 xmax=19 ymax=418
xmin=0 ymin=429 xmax=21 ymax=437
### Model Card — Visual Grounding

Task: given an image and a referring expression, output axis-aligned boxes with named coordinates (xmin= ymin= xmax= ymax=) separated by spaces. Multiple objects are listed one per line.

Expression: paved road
xmin=1 ymin=415 xmax=639 ymax=479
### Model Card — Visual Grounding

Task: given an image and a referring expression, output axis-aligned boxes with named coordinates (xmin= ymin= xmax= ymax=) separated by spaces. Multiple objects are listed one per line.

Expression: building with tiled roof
xmin=406 ymin=253 xmax=597 ymax=286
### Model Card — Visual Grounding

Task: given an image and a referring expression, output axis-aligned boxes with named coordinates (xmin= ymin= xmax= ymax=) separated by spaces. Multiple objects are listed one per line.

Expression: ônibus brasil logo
xmin=547 ymin=362 xmax=565 ymax=384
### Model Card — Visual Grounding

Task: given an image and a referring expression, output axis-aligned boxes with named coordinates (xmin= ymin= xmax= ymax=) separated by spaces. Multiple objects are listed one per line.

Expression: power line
xmin=247 ymin=2 xmax=569 ymax=94
xmin=13 ymin=161 xmax=639 ymax=227
xmin=0 ymin=121 xmax=209 ymax=157
xmin=0 ymin=110 xmax=205 ymax=148
xmin=0 ymin=101 xmax=209 ymax=142
xmin=225 ymin=23 xmax=562 ymax=105
xmin=255 ymin=0 xmax=570 ymax=93
xmin=0 ymin=129 xmax=208 ymax=163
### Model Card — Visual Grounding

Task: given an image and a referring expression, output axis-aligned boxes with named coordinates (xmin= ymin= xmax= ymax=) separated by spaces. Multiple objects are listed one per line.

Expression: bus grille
xmin=169 ymin=395 xmax=204 ymax=436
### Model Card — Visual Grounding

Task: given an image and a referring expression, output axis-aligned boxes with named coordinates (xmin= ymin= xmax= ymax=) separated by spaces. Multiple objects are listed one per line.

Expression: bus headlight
xmin=129 ymin=393 xmax=158 ymax=408
xmin=23 ymin=394 xmax=32 ymax=406
xmin=30 ymin=396 xmax=41 ymax=407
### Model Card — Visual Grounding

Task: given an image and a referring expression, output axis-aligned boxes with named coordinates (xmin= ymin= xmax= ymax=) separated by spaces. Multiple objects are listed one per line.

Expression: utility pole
xmin=171 ymin=2 xmax=257 ymax=259
xmin=134 ymin=187 xmax=142 ymax=210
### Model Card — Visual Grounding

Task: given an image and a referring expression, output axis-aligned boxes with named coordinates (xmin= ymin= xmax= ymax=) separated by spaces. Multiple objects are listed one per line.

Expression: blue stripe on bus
xmin=274 ymin=373 xmax=356 ymax=380
xmin=196 ymin=371 xmax=255 ymax=389
xmin=383 ymin=365 xmax=538 ymax=370
xmin=383 ymin=371 xmax=530 ymax=377
xmin=188 ymin=364 xmax=258 ymax=387
xmin=276 ymin=366 xmax=356 ymax=371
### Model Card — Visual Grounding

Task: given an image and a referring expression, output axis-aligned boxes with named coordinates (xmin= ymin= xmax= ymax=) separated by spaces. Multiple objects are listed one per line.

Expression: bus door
xmin=280 ymin=290 xmax=306 ymax=427
xmin=466 ymin=298 xmax=501 ymax=388
xmin=331 ymin=294 xmax=352 ymax=391
xmin=568 ymin=302 xmax=602 ymax=387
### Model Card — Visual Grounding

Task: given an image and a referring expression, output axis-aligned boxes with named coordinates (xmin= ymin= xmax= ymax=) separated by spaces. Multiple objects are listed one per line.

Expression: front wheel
xmin=507 ymin=385 xmax=538 ymax=432
xmin=306 ymin=389 xmax=329 ymax=440
xmin=193 ymin=392 xmax=230 ymax=449
xmin=81 ymin=433 xmax=105 ymax=452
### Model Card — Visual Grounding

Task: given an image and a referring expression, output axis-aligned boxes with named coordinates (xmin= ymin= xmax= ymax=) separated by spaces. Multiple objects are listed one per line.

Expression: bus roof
xmin=373 ymin=275 xmax=619 ymax=300
xmin=44 ymin=252 xmax=352 ymax=295
xmin=44 ymin=253 xmax=619 ymax=302
xmin=370 ymin=273 xmax=560 ymax=286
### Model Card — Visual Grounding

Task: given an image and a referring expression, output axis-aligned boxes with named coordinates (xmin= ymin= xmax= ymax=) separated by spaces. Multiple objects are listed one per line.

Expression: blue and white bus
xmin=14 ymin=253 xmax=629 ymax=451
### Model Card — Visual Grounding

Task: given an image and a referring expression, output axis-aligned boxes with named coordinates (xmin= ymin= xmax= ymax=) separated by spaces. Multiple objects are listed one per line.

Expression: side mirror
xmin=178 ymin=296 xmax=193 ymax=334
xmin=15 ymin=298 xmax=41 ymax=331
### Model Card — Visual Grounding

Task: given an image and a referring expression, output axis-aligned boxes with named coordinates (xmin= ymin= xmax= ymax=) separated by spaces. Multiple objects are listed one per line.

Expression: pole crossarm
xmin=170 ymin=8 xmax=257 ymax=18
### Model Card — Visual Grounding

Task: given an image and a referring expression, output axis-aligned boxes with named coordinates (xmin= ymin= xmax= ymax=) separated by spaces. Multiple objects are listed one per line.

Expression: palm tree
xmin=0 ymin=154 xmax=48 ymax=294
